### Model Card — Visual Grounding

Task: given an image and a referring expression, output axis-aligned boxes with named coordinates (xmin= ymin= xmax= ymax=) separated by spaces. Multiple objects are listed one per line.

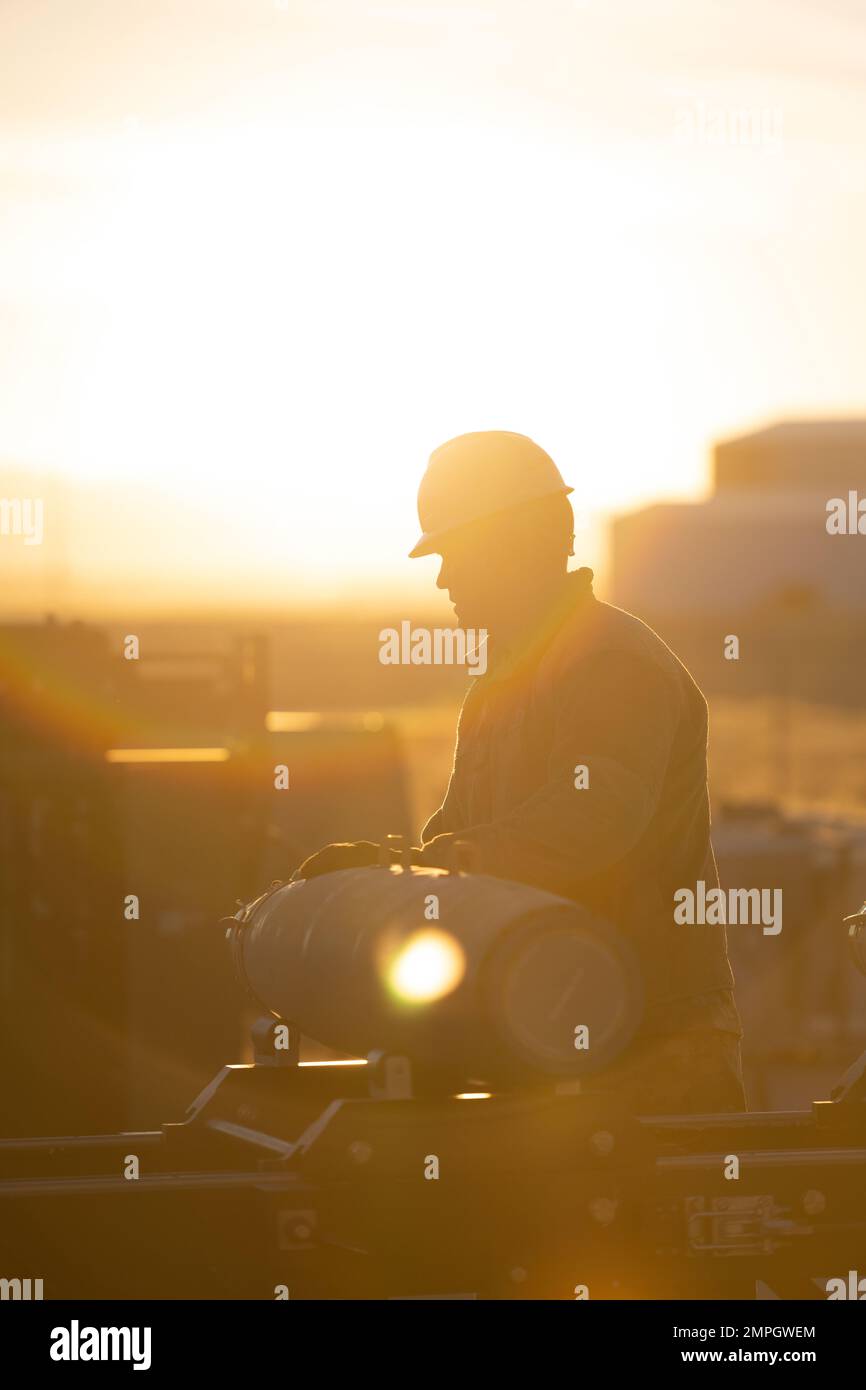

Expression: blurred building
xmin=609 ymin=420 xmax=866 ymax=703
xmin=611 ymin=420 xmax=866 ymax=615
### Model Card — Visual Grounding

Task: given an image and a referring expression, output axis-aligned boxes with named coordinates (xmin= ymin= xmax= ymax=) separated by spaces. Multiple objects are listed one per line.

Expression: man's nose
xmin=435 ymin=559 xmax=450 ymax=591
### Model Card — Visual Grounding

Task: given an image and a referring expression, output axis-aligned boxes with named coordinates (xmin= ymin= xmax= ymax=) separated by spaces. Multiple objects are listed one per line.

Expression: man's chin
xmin=454 ymin=608 xmax=485 ymax=630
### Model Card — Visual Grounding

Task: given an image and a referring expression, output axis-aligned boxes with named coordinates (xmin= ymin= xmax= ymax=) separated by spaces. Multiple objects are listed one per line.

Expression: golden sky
xmin=1 ymin=0 xmax=865 ymax=613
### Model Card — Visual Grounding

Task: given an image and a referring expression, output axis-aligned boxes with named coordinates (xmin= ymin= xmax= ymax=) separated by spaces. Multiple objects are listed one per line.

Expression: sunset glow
xmin=2 ymin=0 xmax=865 ymax=614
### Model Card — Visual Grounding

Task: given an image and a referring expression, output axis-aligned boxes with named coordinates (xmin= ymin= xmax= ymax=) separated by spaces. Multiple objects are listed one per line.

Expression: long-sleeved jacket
xmin=420 ymin=568 xmax=741 ymax=1039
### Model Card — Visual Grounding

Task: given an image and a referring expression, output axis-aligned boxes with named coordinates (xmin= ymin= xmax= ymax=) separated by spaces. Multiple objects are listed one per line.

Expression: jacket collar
xmin=481 ymin=567 xmax=595 ymax=684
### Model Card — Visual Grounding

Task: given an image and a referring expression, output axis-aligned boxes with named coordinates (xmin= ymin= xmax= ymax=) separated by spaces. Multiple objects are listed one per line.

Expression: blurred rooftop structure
xmin=714 ymin=420 xmax=866 ymax=493
xmin=610 ymin=419 xmax=866 ymax=618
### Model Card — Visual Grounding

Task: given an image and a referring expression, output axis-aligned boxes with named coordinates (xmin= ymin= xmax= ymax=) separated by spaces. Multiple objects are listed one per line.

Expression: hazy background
xmin=2 ymin=0 xmax=866 ymax=612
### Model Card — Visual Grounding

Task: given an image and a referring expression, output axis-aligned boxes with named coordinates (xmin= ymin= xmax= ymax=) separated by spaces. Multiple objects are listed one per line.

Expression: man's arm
xmin=419 ymin=650 xmax=683 ymax=885
xmin=419 ymin=683 xmax=479 ymax=844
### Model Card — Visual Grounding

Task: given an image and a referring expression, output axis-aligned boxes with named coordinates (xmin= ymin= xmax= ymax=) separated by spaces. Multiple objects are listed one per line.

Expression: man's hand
xmin=289 ymin=840 xmax=380 ymax=882
xmin=413 ymin=836 xmax=460 ymax=869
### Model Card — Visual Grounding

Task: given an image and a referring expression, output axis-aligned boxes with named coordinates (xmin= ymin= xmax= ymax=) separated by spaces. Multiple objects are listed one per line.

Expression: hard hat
xmin=409 ymin=430 xmax=573 ymax=558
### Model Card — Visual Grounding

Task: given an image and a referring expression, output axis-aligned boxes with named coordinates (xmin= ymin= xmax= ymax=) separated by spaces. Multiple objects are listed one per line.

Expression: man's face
xmin=427 ymin=493 xmax=572 ymax=633
xmin=434 ymin=515 xmax=515 ymax=630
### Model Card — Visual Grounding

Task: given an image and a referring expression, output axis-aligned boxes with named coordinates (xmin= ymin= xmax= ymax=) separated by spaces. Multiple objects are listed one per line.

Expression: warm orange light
xmin=105 ymin=747 xmax=231 ymax=763
xmin=297 ymin=1059 xmax=367 ymax=1068
xmin=265 ymin=711 xmax=322 ymax=733
xmin=266 ymin=711 xmax=385 ymax=733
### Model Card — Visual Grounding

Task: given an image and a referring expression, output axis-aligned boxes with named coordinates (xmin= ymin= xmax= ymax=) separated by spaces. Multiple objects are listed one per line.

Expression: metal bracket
xmin=367 ymin=1050 xmax=413 ymax=1100
xmin=251 ymin=1015 xmax=300 ymax=1067
xmin=685 ymin=1195 xmax=804 ymax=1256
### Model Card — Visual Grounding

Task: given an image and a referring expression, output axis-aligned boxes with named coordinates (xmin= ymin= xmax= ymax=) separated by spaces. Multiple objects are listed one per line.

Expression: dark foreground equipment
xmin=1 ymin=874 xmax=865 ymax=1300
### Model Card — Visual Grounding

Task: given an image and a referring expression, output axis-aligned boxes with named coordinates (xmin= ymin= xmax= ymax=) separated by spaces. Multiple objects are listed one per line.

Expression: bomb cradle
xmin=3 ymin=887 xmax=866 ymax=1298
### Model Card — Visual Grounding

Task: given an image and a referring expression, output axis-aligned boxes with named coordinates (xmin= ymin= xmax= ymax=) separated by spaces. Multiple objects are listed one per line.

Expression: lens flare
xmin=387 ymin=930 xmax=466 ymax=1004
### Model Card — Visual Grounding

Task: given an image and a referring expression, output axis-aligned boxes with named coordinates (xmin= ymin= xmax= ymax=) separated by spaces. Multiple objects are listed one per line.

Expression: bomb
xmin=227 ymin=861 xmax=643 ymax=1088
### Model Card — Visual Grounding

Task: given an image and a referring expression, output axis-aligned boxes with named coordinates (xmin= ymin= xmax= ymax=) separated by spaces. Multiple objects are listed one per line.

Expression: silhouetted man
xmin=295 ymin=431 xmax=746 ymax=1113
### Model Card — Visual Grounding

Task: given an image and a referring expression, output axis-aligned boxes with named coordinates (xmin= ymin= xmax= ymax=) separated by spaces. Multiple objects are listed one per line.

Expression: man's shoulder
xmin=541 ymin=596 xmax=705 ymax=702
